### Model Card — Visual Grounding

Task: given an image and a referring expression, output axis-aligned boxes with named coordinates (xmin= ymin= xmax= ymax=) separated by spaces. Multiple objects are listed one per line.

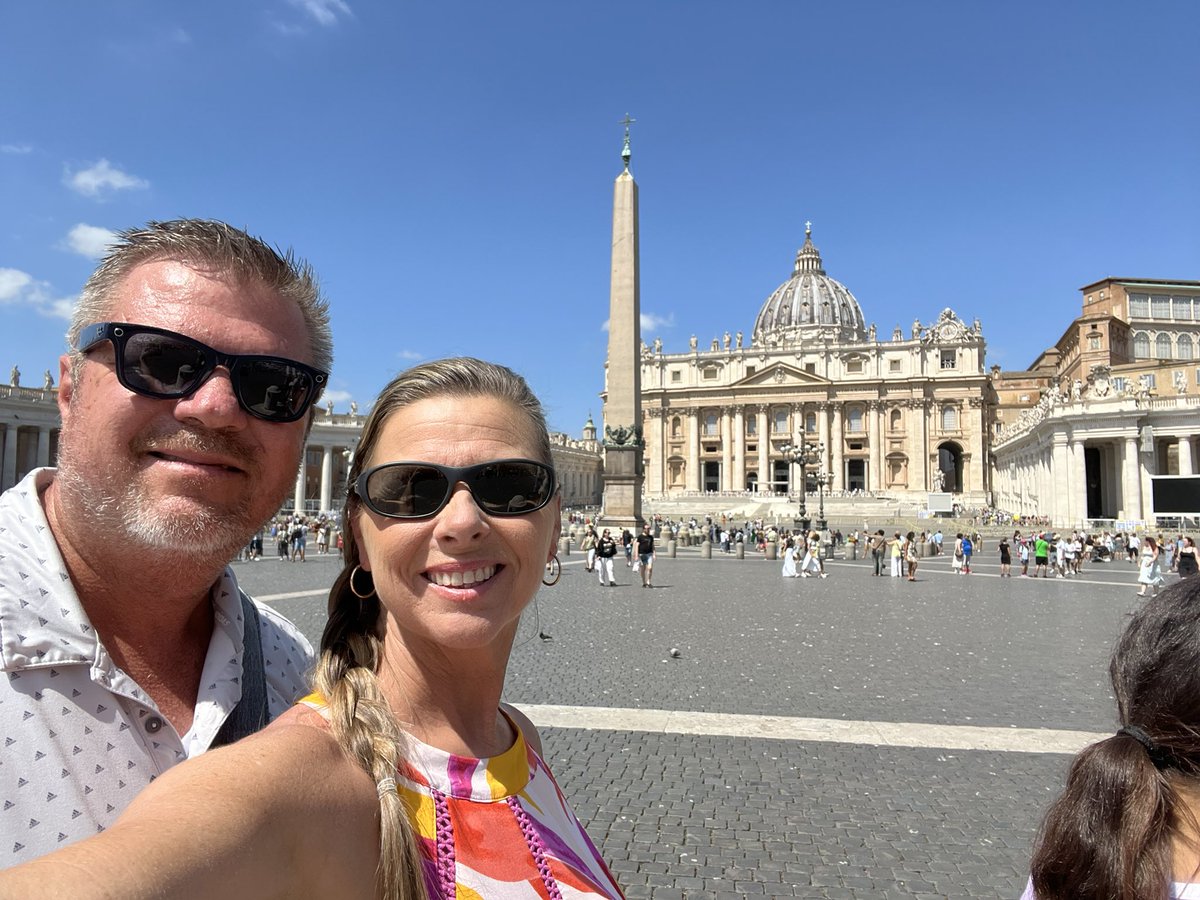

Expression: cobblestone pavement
xmin=234 ymin=544 xmax=1154 ymax=898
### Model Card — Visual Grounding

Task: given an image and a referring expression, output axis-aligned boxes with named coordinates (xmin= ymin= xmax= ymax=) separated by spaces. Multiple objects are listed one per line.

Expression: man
xmin=0 ymin=219 xmax=329 ymax=864
xmin=596 ymin=528 xmax=618 ymax=586
xmin=636 ymin=524 xmax=656 ymax=588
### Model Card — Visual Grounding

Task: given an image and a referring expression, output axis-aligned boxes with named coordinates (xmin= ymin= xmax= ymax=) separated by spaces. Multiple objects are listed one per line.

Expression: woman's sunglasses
xmin=76 ymin=322 xmax=327 ymax=423
xmin=354 ymin=458 xmax=556 ymax=519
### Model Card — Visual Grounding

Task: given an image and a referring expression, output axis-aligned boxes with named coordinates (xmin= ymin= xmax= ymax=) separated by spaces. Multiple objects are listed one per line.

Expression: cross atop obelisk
xmin=600 ymin=115 xmax=644 ymax=529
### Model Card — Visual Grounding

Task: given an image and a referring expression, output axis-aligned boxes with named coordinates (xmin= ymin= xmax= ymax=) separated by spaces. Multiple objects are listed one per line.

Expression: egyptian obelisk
xmin=600 ymin=115 xmax=644 ymax=529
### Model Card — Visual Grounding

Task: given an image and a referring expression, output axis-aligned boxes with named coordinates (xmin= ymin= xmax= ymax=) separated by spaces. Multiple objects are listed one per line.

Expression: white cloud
xmin=600 ymin=311 xmax=676 ymax=333
xmin=396 ymin=350 xmax=422 ymax=361
xmin=64 ymin=159 xmax=149 ymax=199
xmin=322 ymin=389 xmax=352 ymax=408
xmin=0 ymin=268 xmax=74 ymax=319
xmin=64 ymin=223 xmax=118 ymax=259
xmin=1 ymin=143 xmax=32 ymax=155
xmin=169 ymin=27 xmax=191 ymax=43
xmin=287 ymin=0 xmax=352 ymax=26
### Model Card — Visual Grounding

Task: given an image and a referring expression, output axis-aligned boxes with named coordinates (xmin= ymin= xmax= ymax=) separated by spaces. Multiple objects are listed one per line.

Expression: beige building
xmin=991 ymin=278 xmax=1200 ymax=526
xmin=638 ymin=227 xmax=993 ymax=504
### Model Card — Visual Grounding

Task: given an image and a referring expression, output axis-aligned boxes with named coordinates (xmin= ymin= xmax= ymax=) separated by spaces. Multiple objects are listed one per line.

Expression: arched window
xmin=1155 ymin=333 xmax=1173 ymax=359
xmin=671 ymin=416 xmax=681 ymax=438
xmin=773 ymin=408 xmax=788 ymax=433
xmin=889 ymin=408 xmax=902 ymax=431
xmin=941 ymin=405 xmax=958 ymax=431
xmin=745 ymin=415 xmax=757 ymax=436
xmin=703 ymin=413 xmax=719 ymax=437
xmin=1133 ymin=332 xmax=1151 ymax=358
xmin=846 ymin=406 xmax=864 ymax=433
xmin=805 ymin=412 xmax=817 ymax=434
xmin=1178 ymin=334 xmax=1194 ymax=360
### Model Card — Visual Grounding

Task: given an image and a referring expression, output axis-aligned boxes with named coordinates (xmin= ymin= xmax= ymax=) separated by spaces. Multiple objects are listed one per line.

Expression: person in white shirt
xmin=0 ymin=220 xmax=325 ymax=865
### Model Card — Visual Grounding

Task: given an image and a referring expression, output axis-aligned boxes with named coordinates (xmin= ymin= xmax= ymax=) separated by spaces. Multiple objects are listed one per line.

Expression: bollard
xmin=667 ymin=539 xmax=677 ymax=558
xmin=765 ymin=541 xmax=778 ymax=561
xmin=701 ymin=540 xmax=712 ymax=559
xmin=850 ymin=542 xmax=858 ymax=560
xmin=736 ymin=542 xmax=745 ymax=560
xmin=558 ymin=537 xmax=571 ymax=555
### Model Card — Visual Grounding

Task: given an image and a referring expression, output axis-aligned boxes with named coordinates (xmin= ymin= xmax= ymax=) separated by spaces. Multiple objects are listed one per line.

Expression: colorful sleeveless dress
xmin=301 ymin=696 xmax=623 ymax=899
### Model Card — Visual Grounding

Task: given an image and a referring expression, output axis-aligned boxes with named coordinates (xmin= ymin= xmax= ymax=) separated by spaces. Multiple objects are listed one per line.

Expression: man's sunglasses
xmin=77 ymin=322 xmax=327 ymax=423
xmin=354 ymin=458 xmax=556 ymax=520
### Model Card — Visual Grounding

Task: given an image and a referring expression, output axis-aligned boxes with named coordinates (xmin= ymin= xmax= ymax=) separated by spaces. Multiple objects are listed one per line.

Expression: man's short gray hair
xmin=67 ymin=219 xmax=332 ymax=375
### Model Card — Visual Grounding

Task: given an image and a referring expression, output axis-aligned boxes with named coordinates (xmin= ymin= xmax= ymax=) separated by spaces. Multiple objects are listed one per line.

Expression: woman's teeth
xmin=428 ymin=565 xmax=497 ymax=587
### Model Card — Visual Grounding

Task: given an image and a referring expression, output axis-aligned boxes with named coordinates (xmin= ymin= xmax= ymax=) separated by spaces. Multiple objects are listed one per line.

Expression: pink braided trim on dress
xmin=506 ymin=795 xmax=563 ymax=900
xmin=431 ymin=788 xmax=456 ymax=899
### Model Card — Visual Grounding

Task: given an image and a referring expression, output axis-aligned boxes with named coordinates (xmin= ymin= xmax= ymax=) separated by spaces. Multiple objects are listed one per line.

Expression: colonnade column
xmin=1122 ymin=436 xmax=1142 ymax=520
xmin=1070 ymin=437 xmax=1086 ymax=528
xmin=320 ymin=445 xmax=334 ymax=514
xmin=36 ymin=427 xmax=51 ymax=468
xmin=1179 ymin=436 xmax=1195 ymax=476
xmin=913 ymin=400 xmax=928 ymax=492
xmin=293 ymin=462 xmax=305 ymax=515
xmin=755 ymin=406 xmax=769 ymax=492
xmin=1050 ymin=433 xmax=1070 ymax=526
xmin=817 ymin=403 xmax=830 ymax=486
xmin=0 ymin=425 xmax=16 ymax=491
xmin=733 ymin=407 xmax=745 ymax=492
xmin=687 ymin=411 xmax=700 ymax=492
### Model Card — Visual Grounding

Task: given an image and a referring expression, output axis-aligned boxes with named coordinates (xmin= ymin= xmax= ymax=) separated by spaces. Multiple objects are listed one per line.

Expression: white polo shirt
xmin=0 ymin=469 xmax=315 ymax=865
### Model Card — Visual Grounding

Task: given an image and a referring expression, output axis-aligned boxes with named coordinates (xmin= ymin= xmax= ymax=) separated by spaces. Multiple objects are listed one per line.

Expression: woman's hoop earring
xmin=349 ymin=565 xmax=376 ymax=599
xmin=542 ymin=555 xmax=562 ymax=587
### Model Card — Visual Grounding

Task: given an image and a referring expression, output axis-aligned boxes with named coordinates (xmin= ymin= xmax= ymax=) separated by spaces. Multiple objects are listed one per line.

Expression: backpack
xmin=962 ymin=538 xmax=973 ymax=555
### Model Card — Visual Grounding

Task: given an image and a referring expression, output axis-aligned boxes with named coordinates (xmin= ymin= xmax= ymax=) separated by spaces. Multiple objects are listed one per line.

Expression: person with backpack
xmin=960 ymin=533 xmax=974 ymax=573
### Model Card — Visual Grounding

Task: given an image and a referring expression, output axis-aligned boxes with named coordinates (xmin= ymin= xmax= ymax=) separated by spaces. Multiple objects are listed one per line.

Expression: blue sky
xmin=2 ymin=1 xmax=1196 ymax=434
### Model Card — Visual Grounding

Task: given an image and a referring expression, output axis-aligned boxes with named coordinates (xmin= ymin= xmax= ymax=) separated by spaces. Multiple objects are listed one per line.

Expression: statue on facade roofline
xmin=1175 ymin=370 xmax=1188 ymax=394
xmin=735 ymin=331 xmax=743 ymax=349
xmin=350 ymin=401 xmax=358 ymax=416
xmin=43 ymin=370 xmax=53 ymax=390
xmin=689 ymin=334 xmax=698 ymax=351
xmin=9 ymin=365 xmax=19 ymax=387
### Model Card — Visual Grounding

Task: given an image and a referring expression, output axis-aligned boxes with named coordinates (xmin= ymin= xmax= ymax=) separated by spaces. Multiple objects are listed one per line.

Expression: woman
xmin=0 ymin=358 xmax=623 ymax=900
xmin=800 ymin=530 xmax=826 ymax=578
xmin=581 ymin=525 xmax=598 ymax=572
xmin=1178 ymin=537 xmax=1198 ymax=580
xmin=904 ymin=531 xmax=918 ymax=581
xmin=781 ymin=535 xmax=799 ymax=578
xmin=1138 ymin=535 xmax=1165 ymax=598
xmin=998 ymin=536 xmax=1011 ymax=578
xmin=1022 ymin=578 xmax=1200 ymax=899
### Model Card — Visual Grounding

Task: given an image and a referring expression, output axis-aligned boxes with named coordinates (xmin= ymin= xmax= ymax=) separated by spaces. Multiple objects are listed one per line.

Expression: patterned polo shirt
xmin=0 ymin=468 xmax=315 ymax=865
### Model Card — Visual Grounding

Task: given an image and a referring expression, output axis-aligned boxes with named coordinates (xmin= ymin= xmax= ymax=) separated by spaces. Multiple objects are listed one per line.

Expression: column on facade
xmin=36 ymin=427 xmax=50 ymax=468
xmin=293 ymin=461 xmax=305 ymax=514
xmin=732 ymin=407 xmax=745 ymax=492
xmin=319 ymin=444 xmax=334 ymax=514
xmin=867 ymin=401 xmax=882 ymax=493
xmin=1050 ymin=433 xmax=1070 ymax=526
xmin=1122 ymin=436 xmax=1142 ymax=521
xmin=913 ymin=400 xmax=928 ymax=492
xmin=817 ymin=402 xmax=830 ymax=490
xmin=720 ymin=407 xmax=733 ymax=491
xmin=755 ymin=406 xmax=769 ymax=492
xmin=649 ymin=408 xmax=664 ymax=495
xmin=687 ymin=410 xmax=700 ymax=492
xmin=829 ymin=403 xmax=843 ymax=491
xmin=967 ymin=398 xmax=984 ymax=495
xmin=1179 ymin=436 xmax=1195 ymax=476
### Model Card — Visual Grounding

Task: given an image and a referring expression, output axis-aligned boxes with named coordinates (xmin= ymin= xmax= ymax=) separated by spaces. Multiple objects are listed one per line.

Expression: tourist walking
xmin=1033 ymin=533 xmax=1050 ymax=577
xmin=1137 ymin=535 xmax=1165 ymax=598
xmin=636 ymin=525 xmax=656 ymax=588
xmin=890 ymin=532 xmax=904 ymax=578
xmin=581 ymin=526 xmax=598 ymax=573
xmin=781 ymin=537 xmax=799 ymax=578
xmin=1177 ymin=536 xmax=1197 ymax=579
xmin=800 ymin=531 xmax=826 ymax=578
xmin=596 ymin=528 xmax=618 ymax=586
xmin=904 ymin=531 xmax=918 ymax=581
xmin=961 ymin=533 xmax=973 ymax=573
xmin=870 ymin=529 xmax=886 ymax=576
xmin=998 ymin=536 xmax=1011 ymax=577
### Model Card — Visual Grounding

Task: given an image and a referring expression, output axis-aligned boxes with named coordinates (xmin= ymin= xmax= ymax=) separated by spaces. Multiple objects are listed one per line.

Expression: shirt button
xmin=144 ymin=716 xmax=164 ymax=734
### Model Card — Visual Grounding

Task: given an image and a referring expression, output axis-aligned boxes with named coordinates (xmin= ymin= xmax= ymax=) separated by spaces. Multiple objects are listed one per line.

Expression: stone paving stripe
xmin=521 ymin=703 xmax=1108 ymax=755
xmin=258 ymin=589 xmax=329 ymax=602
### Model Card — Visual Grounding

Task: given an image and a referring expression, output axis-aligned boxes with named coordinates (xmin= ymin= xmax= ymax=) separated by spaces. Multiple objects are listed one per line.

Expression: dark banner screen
xmin=1152 ymin=477 xmax=1200 ymax=514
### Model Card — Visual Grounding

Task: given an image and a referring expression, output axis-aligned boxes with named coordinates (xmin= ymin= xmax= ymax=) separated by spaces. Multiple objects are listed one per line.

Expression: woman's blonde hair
xmin=313 ymin=357 xmax=553 ymax=900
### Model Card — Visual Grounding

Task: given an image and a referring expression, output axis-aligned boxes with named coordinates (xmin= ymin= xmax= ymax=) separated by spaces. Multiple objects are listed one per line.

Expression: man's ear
xmin=56 ymin=355 xmax=74 ymax=422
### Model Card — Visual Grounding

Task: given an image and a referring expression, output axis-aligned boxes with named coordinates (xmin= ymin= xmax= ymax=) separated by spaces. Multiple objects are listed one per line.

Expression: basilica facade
xmin=638 ymin=227 xmax=992 ymax=504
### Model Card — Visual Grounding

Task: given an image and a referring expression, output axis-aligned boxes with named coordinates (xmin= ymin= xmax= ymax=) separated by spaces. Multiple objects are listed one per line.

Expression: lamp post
xmin=781 ymin=438 xmax=824 ymax=534
xmin=815 ymin=470 xmax=832 ymax=533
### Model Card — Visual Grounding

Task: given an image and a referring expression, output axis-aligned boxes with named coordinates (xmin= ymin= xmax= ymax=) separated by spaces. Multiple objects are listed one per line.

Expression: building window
xmin=746 ymin=416 xmax=757 ymax=436
xmin=941 ymin=405 xmax=958 ymax=431
xmin=1133 ymin=332 xmax=1151 ymax=358
xmin=940 ymin=349 xmax=956 ymax=370
xmin=1145 ymin=373 xmax=1157 ymax=390
xmin=846 ymin=406 xmax=864 ymax=433
xmin=1173 ymin=297 xmax=1194 ymax=321
xmin=773 ymin=409 xmax=788 ymax=433
xmin=746 ymin=366 xmax=756 ymax=377
xmin=805 ymin=412 xmax=816 ymax=433
xmin=1113 ymin=376 xmax=1127 ymax=393
xmin=1129 ymin=293 xmax=1150 ymax=318
xmin=703 ymin=413 xmax=719 ymax=437
xmin=1155 ymin=333 xmax=1173 ymax=359
xmin=1180 ymin=335 xmax=1195 ymax=360
xmin=1088 ymin=334 xmax=1102 ymax=350
xmin=1152 ymin=295 xmax=1171 ymax=319
xmin=703 ymin=366 xmax=719 ymax=380
xmin=889 ymin=359 xmax=901 ymax=373
xmin=846 ymin=359 xmax=863 ymax=374
xmin=671 ymin=370 xmax=681 ymax=382
xmin=804 ymin=363 xmax=816 ymax=374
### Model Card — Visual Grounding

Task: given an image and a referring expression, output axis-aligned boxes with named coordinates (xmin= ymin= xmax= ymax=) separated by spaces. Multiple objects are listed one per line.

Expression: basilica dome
xmin=751 ymin=226 xmax=868 ymax=346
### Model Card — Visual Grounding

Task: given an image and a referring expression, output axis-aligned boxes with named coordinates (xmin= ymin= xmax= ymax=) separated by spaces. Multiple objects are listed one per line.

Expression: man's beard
xmin=55 ymin=424 xmax=275 ymax=563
